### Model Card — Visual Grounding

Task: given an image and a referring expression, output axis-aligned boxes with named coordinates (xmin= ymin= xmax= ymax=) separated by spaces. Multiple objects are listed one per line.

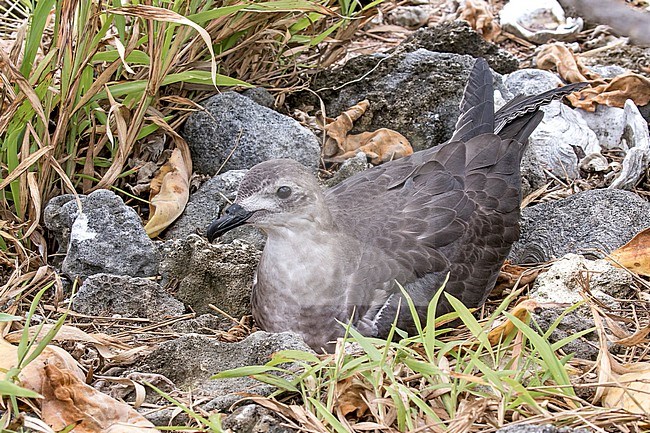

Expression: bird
xmin=207 ymin=58 xmax=587 ymax=352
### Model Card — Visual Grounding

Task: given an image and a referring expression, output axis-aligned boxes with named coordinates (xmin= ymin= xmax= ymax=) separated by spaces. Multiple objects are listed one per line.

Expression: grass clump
xmin=0 ymin=0 xmax=377 ymax=271
xmin=213 ymin=289 xmax=624 ymax=432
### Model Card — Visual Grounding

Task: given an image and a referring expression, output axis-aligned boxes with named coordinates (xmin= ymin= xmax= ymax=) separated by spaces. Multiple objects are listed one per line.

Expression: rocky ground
xmin=4 ymin=0 xmax=650 ymax=432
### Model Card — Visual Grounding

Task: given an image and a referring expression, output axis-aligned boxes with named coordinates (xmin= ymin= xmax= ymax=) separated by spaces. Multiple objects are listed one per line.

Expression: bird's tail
xmin=450 ymin=57 xmax=588 ymax=144
xmin=494 ymin=82 xmax=588 ymax=143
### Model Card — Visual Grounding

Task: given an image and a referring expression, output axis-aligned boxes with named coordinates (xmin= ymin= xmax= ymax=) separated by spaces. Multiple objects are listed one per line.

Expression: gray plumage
xmin=207 ymin=58 xmax=587 ymax=352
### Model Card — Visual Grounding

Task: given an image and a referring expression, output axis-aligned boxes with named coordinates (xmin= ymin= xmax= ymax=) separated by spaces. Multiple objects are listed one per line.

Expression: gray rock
xmin=532 ymin=307 xmax=599 ymax=361
xmin=43 ymin=194 xmax=87 ymax=256
xmin=503 ymin=69 xmax=602 ymax=184
xmin=159 ymin=234 xmax=261 ymax=316
xmin=136 ymin=332 xmax=311 ymax=412
xmin=163 ymin=170 xmax=247 ymax=239
xmin=397 ymin=21 xmax=519 ymax=74
xmin=242 ymin=87 xmax=275 ymax=109
xmin=519 ymin=151 xmax=548 ymax=197
xmin=316 ymin=51 xmax=479 ymax=152
xmin=222 ymin=404 xmax=296 ymax=433
xmin=587 ymin=64 xmax=628 ymax=79
xmin=608 ymin=100 xmax=650 ymax=190
xmin=324 ymin=152 xmax=371 ymax=188
xmin=61 ymin=189 xmax=159 ymax=279
xmin=387 ymin=5 xmax=429 ymax=28
xmin=74 ymin=273 xmax=185 ymax=320
xmin=576 ymin=104 xmax=628 ymax=149
xmin=171 ymin=313 xmax=233 ymax=334
xmin=510 ymin=189 xmax=650 ymax=263
xmin=182 ymin=92 xmax=320 ymax=175
xmin=497 ymin=425 xmax=589 ymax=433
xmin=504 ymin=69 xmax=563 ymax=97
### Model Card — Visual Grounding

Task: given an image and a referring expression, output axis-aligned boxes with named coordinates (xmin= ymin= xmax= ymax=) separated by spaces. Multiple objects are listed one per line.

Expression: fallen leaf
xmin=447 ymin=397 xmax=487 ymax=433
xmin=492 ymin=262 xmax=540 ymax=297
xmin=568 ymin=73 xmax=650 ymax=111
xmin=323 ymin=101 xmax=413 ymax=164
xmin=457 ymin=0 xmax=501 ymax=42
xmin=334 ymin=129 xmax=413 ymax=164
xmin=536 ymin=42 xmax=598 ymax=83
xmin=602 ymin=363 xmax=650 ymax=415
xmin=612 ymin=322 xmax=650 ymax=347
xmin=0 ymin=338 xmax=157 ymax=432
xmin=323 ymin=100 xmax=370 ymax=158
xmin=607 ymin=227 xmax=650 ymax=276
xmin=487 ymin=299 xmax=541 ymax=345
xmin=334 ymin=375 xmax=370 ymax=418
xmin=144 ymin=148 xmax=190 ymax=238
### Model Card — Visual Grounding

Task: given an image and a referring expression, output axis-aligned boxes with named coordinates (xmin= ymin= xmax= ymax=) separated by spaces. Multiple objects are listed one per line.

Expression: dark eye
xmin=276 ymin=186 xmax=292 ymax=199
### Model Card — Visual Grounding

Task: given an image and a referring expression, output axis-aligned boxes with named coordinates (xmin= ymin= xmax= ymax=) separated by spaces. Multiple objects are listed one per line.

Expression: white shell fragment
xmin=576 ymin=100 xmax=650 ymax=189
xmin=609 ymin=100 xmax=650 ymax=189
xmin=579 ymin=153 xmax=609 ymax=173
xmin=527 ymin=101 xmax=601 ymax=179
xmin=499 ymin=0 xmax=584 ymax=44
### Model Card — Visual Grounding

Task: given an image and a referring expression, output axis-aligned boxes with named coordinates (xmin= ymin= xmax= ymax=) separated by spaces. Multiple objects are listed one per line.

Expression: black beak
xmin=207 ymin=204 xmax=253 ymax=242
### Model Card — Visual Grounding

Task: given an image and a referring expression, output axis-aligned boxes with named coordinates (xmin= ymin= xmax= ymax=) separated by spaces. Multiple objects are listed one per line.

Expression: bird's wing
xmin=325 ymin=133 xmax=523 ymax=335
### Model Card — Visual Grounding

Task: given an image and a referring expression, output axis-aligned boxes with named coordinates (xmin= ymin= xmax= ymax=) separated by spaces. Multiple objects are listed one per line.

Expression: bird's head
xmin=207 ymin=159 xmax=329 ymax=241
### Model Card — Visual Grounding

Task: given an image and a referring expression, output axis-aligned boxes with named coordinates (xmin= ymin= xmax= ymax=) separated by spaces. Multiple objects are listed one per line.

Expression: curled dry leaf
xmin=323 ymin=100 xmax=370 ymax=158
xmin=335 ymin=375 xmax=371 ymax=418
xmin=323 ymin=100 xmax=413 ymax=164
xmin=536 ymin=42 xmax=598 ymax=83
xmin=144 ymin=148 xmax=190 ymax=238
xmin=457 ymin=0 xmax=501 ymax=42
xmin=568 ymin=73 xmax=650 ymax=112
xmin=493 ymin=262 xmax=540 ymax=297
xmin=487 ymin=299 xmax=541 ymax=345
xmin=338 ymin=129 xmax=413 ymax=165
xmin=602 ymin=363 xmax=650 ymax=415
xmin=612 ymin=322 xmax=650 ymax=347
xmin=0 ymin=338 xmax=156 ymax=432
xmin=607 ymin=227 xmax=650 ymax=276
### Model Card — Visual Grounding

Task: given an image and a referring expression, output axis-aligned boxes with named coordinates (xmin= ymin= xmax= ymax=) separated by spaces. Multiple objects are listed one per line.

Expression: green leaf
xmin=92 ymin=50 xmax=151 ymax=65
xmin=0 ymin=380 xmax=42 ymax=399
xmin=0 ymin=313 xmax=22 ymax=322
xmin=250 ymin=373 xmax=299 ymax=392
xmin=504 ymin=312 xmax=576 ymax=397
xmin=21 ymin=0 xmax=57 ymax=76
xmin=211 ymin=365 xmax=286 ymax=379
xmin=307 ymin=397 xmax=349 ymax=433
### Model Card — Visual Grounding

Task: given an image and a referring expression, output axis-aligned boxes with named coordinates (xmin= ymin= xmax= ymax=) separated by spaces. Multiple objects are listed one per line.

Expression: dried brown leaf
xmin=602 ymin=364 xmax=650 ymax=415
xmin=144 ymin=148 xmax=190 ymax=238
xmin=487 ymin=299 xmax=540 ymax=346
xmin=327 ymin=128 xmax=413 ymax=165
xmin=458 ymin=0 xmax=501 ymax=42
xmin=607 ymin=227 xmax=650 ymax=276
xmin=493 ymin=262 xmax=540 ymax=296
xmin=448 ymin=397 xmax=487 ymax=433
xmin=536 ymin=42 xmax=598 ymax=83
xmin=613 ymin=322 xmax=650 ymax=346
xmin=323 ymin=99 xmax=370 ymax=158
xmin=0 ymin=338 xmax=157 ymax=432
xmin=335 ymin=375 xmax=371 ymax=418
xmin=568 ymin=73 xmax=650 ymax=112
